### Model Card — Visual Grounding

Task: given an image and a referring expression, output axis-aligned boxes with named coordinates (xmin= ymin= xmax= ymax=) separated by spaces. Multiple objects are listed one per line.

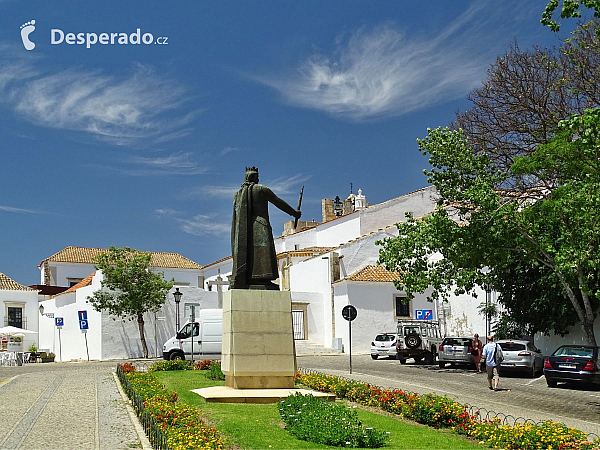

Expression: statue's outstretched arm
xmin=266 ymin=188 xmax=301 ymax=219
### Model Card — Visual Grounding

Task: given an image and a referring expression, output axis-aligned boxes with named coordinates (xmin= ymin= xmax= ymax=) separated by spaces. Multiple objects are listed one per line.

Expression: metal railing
xmin=297 ymin=368 xmax=599 ymax=442
xmin=116 ymin=365 xmax=170 ymax=450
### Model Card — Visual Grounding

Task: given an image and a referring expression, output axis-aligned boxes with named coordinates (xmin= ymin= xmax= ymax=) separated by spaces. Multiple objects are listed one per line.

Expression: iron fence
xmin=297 ymin=368 xmax=599 ymax=442
xmin=116 ymin=365 xmax=170 ymax=450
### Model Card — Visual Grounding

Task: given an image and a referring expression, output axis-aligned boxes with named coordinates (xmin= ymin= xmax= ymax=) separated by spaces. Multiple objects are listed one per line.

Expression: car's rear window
xmin=553 ymin=346 xmax=594 ymax=358
xmin=402 ymin=327 xmax=420 ymax=336
xmin=375 ymin=335 xmax=396 ymax=342
xmin=498 ymin=343 xmax=526 ymax=351
xmin=442 ymin=338 xmax=471 ymax=346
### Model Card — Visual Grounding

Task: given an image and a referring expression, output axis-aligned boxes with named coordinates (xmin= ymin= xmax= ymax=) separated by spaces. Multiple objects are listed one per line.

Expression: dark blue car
xmin=544 ymin=345 xmax=600 ymax=388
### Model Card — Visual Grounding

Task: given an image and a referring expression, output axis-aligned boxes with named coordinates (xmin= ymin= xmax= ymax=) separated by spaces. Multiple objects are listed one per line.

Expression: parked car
xmin=438 ymin=337 xmax=475 ymax=368
xmin=396 ymin=319 xmax=442 ymax=364
xmin=496 ymin=339 xmax=544 ymax=378
xmin=371 ymin=333 xmax=398 ymax=359
xmin=544 ymin=345 xmax=600 ymax=388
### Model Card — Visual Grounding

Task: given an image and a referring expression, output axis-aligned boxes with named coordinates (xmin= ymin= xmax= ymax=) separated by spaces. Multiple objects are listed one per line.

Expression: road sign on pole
xmin=55 ymin=317 xmax=64 ymax=327
xmin=341 ymin=305 xmax=357 ymax=374
xmin=78 ymin=310 xmax=87 ymax=321
xmin=79 ymin=319 xmax=88 ymax=330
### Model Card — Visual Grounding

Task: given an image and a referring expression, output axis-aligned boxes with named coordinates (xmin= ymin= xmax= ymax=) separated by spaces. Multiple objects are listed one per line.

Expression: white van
xmin=162 ymin=309 xmax=222 ymax=360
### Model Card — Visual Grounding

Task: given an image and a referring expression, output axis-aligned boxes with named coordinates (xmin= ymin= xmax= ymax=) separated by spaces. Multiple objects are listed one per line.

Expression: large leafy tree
xmin=88 ymin=246 xmax=174 ymax=358
xmin=378 ymin=109 xmax=600 ymax=345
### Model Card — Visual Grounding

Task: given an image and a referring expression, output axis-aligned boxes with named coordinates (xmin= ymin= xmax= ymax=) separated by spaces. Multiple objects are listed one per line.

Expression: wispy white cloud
xmin=0 ymin=46 xmax=196 ymax=145
xmin=256 ymin=2 xmax=518 ymax=120
xmin=0 ymin=205 xmax=42 ymax=214
xmin=156 ymin=209 xmax=230 ymax=237
xmin=221 ymin=146 xmax=243 ymax=156
xmin=187 ymin=173 xmax=311 ymax=199
xmin=89 ymin=151 xmax=209 ymax=176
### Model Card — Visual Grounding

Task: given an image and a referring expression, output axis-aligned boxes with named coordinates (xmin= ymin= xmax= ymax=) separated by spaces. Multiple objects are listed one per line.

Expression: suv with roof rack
xmin=396 ymin=319 xmax=443 ymax=364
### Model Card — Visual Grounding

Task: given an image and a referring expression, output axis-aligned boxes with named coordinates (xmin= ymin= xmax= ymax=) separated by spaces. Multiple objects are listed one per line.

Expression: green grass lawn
xmin=156 ymin=371 xmax=484 ymax=450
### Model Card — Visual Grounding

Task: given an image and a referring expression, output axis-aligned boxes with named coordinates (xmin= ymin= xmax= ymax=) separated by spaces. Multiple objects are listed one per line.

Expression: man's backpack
xmin=495 ymin=344 xmax=504 ymax=363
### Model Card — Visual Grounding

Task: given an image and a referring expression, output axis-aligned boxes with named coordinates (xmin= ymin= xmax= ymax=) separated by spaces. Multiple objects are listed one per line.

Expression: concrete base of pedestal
xmin=192 ymin=386 xmax=336 ymax=404
xmin=221 ymin=289 xmax=297 ymax=390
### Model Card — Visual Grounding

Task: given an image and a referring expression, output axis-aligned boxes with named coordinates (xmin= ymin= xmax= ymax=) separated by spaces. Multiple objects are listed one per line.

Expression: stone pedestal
xmin=222 ymin=289 xmax=296 ymax=389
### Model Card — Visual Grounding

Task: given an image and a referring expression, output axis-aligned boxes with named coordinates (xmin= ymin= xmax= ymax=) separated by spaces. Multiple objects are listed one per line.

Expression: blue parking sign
xmin=415 ymin=309 xmax=433 ymax=320
xmin=78 ymin=310 xmax=87 ymax=321
xmin=79 ymin=319 xmax=88 ymax=330
xmin=55 ymin=317 xmax=64 ymax=327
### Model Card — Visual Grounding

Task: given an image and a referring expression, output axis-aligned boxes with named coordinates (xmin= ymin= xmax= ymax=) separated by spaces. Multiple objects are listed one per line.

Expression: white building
xmin=0 ymin=271 xmax=40 ymax=352
xmin=39 ymin=246 xmax=204 ymax=288
xmin=37 ymin=247 xmax=216 ymax=360
xmin=197 ymin=186 xmax=491 ymax=354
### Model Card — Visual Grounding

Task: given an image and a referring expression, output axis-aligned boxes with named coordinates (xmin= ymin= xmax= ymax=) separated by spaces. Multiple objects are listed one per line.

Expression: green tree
xmin=541 ymin=0 xmax=600 ymax=33
xmin=87 ymin=246 xmax=174 ymax=358
xmin=378 ymin=109 xmax=600 ymax=345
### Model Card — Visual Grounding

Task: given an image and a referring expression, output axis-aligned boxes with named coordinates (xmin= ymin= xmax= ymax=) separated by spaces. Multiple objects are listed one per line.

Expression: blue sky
xmin=0 ymin=1 xmax=580 ymax=285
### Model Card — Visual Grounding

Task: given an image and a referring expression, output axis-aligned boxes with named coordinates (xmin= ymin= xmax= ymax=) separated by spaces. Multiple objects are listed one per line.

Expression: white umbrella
xmin=0 ymin=326 xmax=38 ymax=336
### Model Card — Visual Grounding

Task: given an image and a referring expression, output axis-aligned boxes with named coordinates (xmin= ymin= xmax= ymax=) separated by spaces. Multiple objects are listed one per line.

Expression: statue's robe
xmin=231 ymin=182 xmax=297 ymax=289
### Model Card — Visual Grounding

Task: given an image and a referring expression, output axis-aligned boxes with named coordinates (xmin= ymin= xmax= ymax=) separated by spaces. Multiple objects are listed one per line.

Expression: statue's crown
xmin=245 ymin=166 xmax=259 ymax=174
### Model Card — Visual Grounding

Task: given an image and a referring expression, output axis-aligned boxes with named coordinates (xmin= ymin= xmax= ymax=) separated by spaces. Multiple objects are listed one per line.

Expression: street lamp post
xmin=173 ymin=288 xmax=183 ymax=334
xmin=485 ymin=284 xmax=491 ymax=337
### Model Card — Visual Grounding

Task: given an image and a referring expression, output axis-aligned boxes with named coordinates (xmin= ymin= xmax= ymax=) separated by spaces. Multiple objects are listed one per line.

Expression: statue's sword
xmin=294 ymin=186 xmax=304 ymax=229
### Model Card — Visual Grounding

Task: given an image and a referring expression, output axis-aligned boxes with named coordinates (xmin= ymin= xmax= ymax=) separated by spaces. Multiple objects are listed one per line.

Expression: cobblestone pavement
xmin=298 ymin=354 xmax=600 ymax=438
xmin=0 ymin=361 xmax=141 ymax=450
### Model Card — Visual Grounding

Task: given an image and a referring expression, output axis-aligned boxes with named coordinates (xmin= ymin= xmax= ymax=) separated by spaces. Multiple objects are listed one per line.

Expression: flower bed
xmin=279 ymin=392 xmax=387 ymax=448
xmin=119 ymin=363 xmax=225 ymax=450
xmin=296 ymin=371 xmax=600 ymax=450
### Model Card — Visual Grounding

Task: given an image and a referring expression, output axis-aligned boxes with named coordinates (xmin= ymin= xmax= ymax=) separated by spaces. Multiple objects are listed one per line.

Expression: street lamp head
xmin=173 ymin=287 xmax=183 ymax=304
xmin=39 ymin=304 xmax=44 ymax=315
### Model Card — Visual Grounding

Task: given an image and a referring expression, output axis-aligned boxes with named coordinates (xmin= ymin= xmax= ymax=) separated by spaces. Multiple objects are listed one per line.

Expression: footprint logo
xmin=20 ymin=20 xmax=36 ymax=50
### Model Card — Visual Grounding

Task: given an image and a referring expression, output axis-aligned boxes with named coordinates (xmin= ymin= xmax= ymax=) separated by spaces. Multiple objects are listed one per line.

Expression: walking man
xmin=482 ymin=335 xmax=502 ymax=391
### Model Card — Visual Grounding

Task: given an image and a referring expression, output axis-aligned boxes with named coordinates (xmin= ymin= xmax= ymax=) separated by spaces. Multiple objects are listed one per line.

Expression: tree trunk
xmin=556 ymin=272 xmax=597 ymax=346
xmin=137 ymin=313 xmax=149 ymax=359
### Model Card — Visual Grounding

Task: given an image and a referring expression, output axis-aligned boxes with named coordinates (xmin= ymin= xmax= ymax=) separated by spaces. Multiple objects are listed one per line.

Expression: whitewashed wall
xmin=535 ymin=319 xmax=600 ymax=356
xmin=290 ymin=291 xmax=324 ymax=342
xmin=315 ymin=214 xmax=361 ymax=248
xmin=275 ymin=227 xmax=318 ymax=253
xmin=0 ymin=289 xmax=40 ymax=351
xmin=38 ymin=274 xmax=103 ymax=360
xmin=102 ymin=285 xmax=217 ymax=360
xmin=338 ymin=231 xmax=398 ymax=278
xmin=39 ymin=272 xmax=218 ymax=361
xmin=289 ymin=256 xmax=332 ymax=346
xmin=359 ymin=186 xmax=438 ymax=236
xmin=40 ymin=262 xmax=95 ymax=286
xmin=333 ymin=281 xmax=440 ymax=354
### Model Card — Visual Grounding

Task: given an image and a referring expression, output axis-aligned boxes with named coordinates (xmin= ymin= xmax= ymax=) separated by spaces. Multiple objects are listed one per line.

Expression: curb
xmin=112 ymin=372 xmax=153 ymax=450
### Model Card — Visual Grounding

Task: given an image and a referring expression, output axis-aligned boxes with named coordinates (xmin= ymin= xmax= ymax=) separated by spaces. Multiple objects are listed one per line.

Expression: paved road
xmin=0 ymin=361 xmax=141 ymax=450
xmin=298 ymin=354 xmax=600 ymax=438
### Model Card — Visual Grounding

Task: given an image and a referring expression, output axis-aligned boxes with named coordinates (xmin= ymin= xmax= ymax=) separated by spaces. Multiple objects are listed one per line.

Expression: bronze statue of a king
xmin=231 ymin=166 xmax=301 ymax=290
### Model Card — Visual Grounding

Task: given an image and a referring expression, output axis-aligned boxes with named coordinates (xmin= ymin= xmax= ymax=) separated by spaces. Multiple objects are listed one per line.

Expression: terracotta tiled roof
xmin=62 ymin=272 xmax=95 ymax=294
xmin=42 ymin=247 xmax=202 ymax=270
xmin=0 ymin=272 xmax=36 ymax=291
xmin=201 ymin=255 xmax=232 ymax=269
xmin=342 ymin=265 xmax=401 ymax=283
xmin=276 ymin=247 xmax=335 ymax=260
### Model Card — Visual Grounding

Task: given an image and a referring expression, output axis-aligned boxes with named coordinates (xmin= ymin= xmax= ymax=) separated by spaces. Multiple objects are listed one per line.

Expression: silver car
xmin=438 ymin=337 xmax=475 ymax=368
xmin=497 ymin=339 xmax=544 ymax=378
xmin=371 ymin=333 xmax=398 ymax=359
